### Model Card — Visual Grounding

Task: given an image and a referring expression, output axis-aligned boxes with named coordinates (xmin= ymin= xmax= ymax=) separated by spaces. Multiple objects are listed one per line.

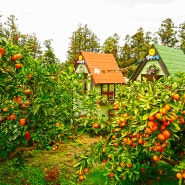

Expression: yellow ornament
xmin=78 ymin=55 xmax=83 ymax=60
xmin=149 ymin=48 xmax=155 ymax=56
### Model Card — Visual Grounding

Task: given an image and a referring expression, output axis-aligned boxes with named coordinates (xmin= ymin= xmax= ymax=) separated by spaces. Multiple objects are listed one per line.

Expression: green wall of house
xmin=136 ymin=60 xmax=165 ymax=81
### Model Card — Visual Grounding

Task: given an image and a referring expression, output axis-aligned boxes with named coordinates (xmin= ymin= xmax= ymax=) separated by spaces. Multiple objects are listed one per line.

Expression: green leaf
xmin=34 ymin=104 xmax=41 ymax=115
xmin=150 ymin=108 xmax=159 ymax=115
xmin=170 ymin=122 xmax=180 ymax=132
xmin=73 ymin=163 xmax=81 ymax=168
xmin=142 ymin=113 xmax=149 ymax=120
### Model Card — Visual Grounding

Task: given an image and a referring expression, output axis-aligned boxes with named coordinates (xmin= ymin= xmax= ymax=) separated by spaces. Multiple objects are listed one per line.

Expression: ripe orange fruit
xmin=15 ymin=63 xmax=22 ymax=69
xmin=9 ymin=114 xmax=16 ymax=120
xmin=92 ymin=123 xmax=100 ymax=128
xmin=157 ymin=133 xmax=166 ymax=141
xmin=78 ymin=170 xmax=84 ymax=176
xmin=182 ymin=172 xmax=185 ymax=179
xmin=159 ymin=107 xmax=167 ymax=115
xmin=79 ymin=175 xmax=84 ymax=181
xmin=0 ymin=47 xmax=5 ymax=56
xmin=120 ymin=122 xmax=126 ymax=127
xmin=127 ymin=163 xmax=133 ymax=168
xmin=25 ymin=89 xmax=31 ymax=95
xmin=109 ymin=172 xmax=114 ymax=178
xmin=145 ymin=127 xmax=152 ymax=134
xmin=55 ymin=122 xmax=60 ymax=127
xmin=153 ymin=155 xmax=159 ymax=162
xmin=114 ymin=142 xmax=119 ymax=147
xmin=119 ymin=162 xmax=124 ymax=167
xmin=3 ymin=107 xmax=8 ymax=112
xmin=162 ymin=130 xmax=170 ymax=139
xmin=176 ymin=172 xmax=182 ymax=179
xmin=83 ymin=167 xmax=89 ymax=174
xmin=164 ymin=104 xmax=171 ymax=111
xmin=155 ymin=112 xmax=162 ymax=120
xmin=116 ymin=119 xmax=121 ymax=125
xmin=172 ymin=93 xmax=180 ymax=100
xmin=16 ymin=53 xmax=23 ymax=59
xmin=84 ymin=168 xmax=89 ymax=173
xmin=112 ymin=135 xmax=116 ymax=140
xmin=138 ymin=139 xmax=144 ymax=145
xmin=122 ymin=137 xmax=128 ymax=143
xmin=148 ymin=114 xmax=155 ymax=121
xmin=20 ymin=118 xmax=26 ymax=126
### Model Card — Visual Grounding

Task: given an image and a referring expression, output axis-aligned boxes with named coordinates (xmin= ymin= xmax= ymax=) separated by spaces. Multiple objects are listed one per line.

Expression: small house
xmin=130 ymin=44 xmax=185 ymax=82
xmin=74 ymin=51 xmax=125 ymax=117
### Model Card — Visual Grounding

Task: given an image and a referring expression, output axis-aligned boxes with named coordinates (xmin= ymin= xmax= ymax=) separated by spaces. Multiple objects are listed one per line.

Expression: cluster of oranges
xmin=77 ymin=167 xmax=89 ymax=182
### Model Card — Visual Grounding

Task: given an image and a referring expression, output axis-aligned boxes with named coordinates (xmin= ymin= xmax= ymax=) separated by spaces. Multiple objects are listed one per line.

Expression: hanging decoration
xmin=146 ymin=64 xmax=159 ymax=76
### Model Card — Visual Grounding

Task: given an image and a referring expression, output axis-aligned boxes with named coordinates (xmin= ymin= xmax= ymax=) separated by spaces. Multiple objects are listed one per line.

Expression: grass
xmin=0 ymin=134 xmax=180 ymax=185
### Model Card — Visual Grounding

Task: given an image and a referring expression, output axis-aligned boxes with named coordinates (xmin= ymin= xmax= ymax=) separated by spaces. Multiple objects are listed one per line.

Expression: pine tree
xmin=66 ymin=24 xmax=100 ymax=65
xmin=157 ymin=18 xmax=178 ymax=47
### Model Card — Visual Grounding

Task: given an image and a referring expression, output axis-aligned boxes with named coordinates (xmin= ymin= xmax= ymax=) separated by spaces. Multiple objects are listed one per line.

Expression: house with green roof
xmin=130 ymin=44 xmax=185 ymax=82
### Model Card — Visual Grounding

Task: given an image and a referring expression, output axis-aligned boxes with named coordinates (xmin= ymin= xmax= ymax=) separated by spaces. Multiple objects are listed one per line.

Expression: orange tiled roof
xmin=78 ymin=51 xmax=125 ymax=84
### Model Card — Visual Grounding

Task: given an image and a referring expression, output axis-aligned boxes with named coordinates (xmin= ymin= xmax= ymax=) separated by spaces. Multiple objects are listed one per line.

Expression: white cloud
xmin=0 ymin=0 xmax=185 ymax=61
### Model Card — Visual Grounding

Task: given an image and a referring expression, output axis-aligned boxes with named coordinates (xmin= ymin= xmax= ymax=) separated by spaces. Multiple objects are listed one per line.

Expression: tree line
xmin=1 ymin=15 xmax=184 ymax=77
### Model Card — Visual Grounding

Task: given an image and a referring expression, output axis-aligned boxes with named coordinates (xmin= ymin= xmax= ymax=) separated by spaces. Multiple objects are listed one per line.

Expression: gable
xmin=75 ymin=51 xmax=125 ymax=84
xmin=131 ymin=44 xmax=185 ymax=81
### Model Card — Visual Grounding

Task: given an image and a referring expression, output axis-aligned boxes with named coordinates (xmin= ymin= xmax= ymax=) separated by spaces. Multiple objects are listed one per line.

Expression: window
xmin=101 ymin=84 xmax=115 ymax=102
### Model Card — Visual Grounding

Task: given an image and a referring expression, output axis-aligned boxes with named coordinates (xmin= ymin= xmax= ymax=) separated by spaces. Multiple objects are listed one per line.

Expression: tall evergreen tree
xmin=66 ymin=24 xmax=100 ymax=65
xmin=157 ymin=18 xmax=178 ymax=47
xmin=119 ymin=28 xmax=152 ymax=77
xmin=42 ymin=39 xmax=59 ymax=64
xmin=101 ymin=33 xmax=120 ymax=61
xmin=178 ymin=22 xmax=185 ymax=53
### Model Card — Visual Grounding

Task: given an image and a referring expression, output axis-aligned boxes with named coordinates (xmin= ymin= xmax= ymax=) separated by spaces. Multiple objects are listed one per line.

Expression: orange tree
xmin=74 ymin=73 xmax=185 ymax=184
xmin=0 ymin=37 xmax=85 ymax=160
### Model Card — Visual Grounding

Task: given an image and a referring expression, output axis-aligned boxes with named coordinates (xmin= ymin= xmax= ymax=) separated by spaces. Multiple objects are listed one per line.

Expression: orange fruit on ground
xmin=153 ymin=155 xmax=160 ymax=162
xmin=176 ymin=172 xmax=182 ymax=179
xmin=157 ymin=133 xmax=166 ymax=141
xmin=172 ymin=93 xmax=180 ymax=100
xmin=20 ymin=118 xmax=26 ymax=126
xmin=162 ymin=130 xmax=171 ymax=139
xmin=43 ymin=168 xmax=47 ymax=172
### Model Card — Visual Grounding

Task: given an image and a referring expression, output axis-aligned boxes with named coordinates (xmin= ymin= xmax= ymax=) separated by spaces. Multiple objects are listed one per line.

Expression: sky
xmin=0 ymin=0 xmax=185 ymax=62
